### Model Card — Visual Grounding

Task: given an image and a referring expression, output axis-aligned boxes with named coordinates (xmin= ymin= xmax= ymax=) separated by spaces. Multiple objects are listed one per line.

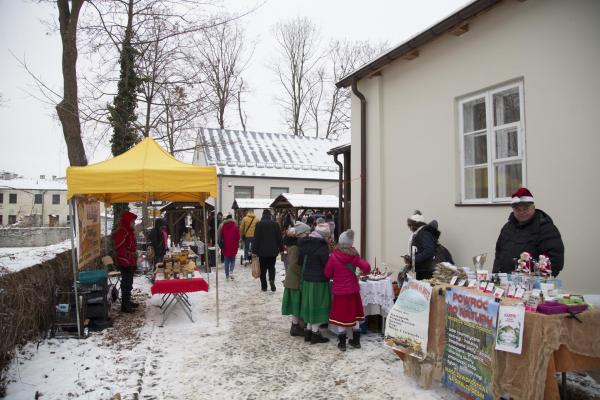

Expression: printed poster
xmin=495 ymin=304 xmax=525 ymax=354
xmin=76 ymin=199 xmax=101 ymax=269
xmin=384 ymin=280 xmax=432 ymax=360
xmin=442 ymin=288 xmax=499 ymax=400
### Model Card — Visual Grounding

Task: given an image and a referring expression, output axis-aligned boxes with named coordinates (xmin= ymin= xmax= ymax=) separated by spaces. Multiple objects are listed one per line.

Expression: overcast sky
xmin=0 ymin=0 xmax=470 ymax=179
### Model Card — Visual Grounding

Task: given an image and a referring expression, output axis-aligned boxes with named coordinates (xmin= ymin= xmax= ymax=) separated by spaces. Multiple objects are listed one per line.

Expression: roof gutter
xmin=351 ymin=79 xmax=367 ymax=257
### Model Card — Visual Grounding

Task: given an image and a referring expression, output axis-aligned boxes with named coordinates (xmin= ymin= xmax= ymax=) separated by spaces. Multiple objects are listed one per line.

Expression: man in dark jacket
xmin=253 ymin=209 xmax=283 ymax=292
xmin=493 ymin=187 xmax=564 ymax=276
xmin=149 ymin=218 xmax=167 ymax=264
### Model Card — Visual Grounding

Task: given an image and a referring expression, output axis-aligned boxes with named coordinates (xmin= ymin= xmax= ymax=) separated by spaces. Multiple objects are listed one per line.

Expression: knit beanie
xmin=338 ymin=229 xmax=354 ymax=247
xmin=315 ymin=222 xmax=331 ymax=239
xmin=294 ymin=222 xmax=311 ymax=236
xmin=408 ymin=210 xmax=426 ymax=224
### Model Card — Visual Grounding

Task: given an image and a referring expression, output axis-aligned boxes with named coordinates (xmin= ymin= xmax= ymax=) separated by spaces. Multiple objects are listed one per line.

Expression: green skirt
xmin=299 ymin=281 xmax=331 ymax=324
xmin=281 ymin=288 xmax=302 ymax=316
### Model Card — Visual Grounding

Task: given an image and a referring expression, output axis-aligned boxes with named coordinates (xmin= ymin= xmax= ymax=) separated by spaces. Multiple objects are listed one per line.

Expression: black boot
xmin=310 ymin=331 xmax=330 ymax=344
xmin=337 ymin=334 xmax=347 ymax=352
xmin=304 ymin=329 xmax=312 ymax=342
xmin=128 ymin=301 xmax=140 ymax=309
xmin=121 ymin=294 xmax=134 ymax=313
xmin=290 ymin=323 xmax=304 ymax=337
xmin=348 ymin=331 xmax=361 ymax=348
xmin=270 ymin=280 xmax=276 ymax=292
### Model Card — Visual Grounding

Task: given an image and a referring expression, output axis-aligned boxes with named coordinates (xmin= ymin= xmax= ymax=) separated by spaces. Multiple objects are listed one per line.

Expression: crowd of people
xmin=112 ymin=186 xmax=565 ymax=356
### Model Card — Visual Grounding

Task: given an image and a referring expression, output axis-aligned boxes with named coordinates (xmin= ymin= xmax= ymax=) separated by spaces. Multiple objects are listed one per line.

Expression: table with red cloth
xmin=151 ymin=271 xmax=208 ymax=326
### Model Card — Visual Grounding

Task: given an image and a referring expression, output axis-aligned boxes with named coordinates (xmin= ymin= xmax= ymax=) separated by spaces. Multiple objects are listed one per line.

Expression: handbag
xmin=251 ymin=255 xmax=260 ymax=279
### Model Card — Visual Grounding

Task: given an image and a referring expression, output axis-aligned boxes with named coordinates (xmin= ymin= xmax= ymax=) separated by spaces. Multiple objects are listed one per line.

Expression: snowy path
xmin=4 ymin=260 xmax=452 ymax=400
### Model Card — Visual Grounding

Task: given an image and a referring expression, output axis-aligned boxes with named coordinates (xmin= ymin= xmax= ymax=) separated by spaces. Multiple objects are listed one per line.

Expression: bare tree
xmin=193 ymin=16 xmax=250 ymax=129
xmin=236 ymin=78 xmax=248 ymax=131
xmin=273 ymin=17 xmax=322 ymax=136
xmin=56 ymin=0 xmax=88 ymax=166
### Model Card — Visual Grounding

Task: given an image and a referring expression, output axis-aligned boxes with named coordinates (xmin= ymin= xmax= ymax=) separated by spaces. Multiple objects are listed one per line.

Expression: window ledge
xmin=454 ymin=203 xmax=511 ymax=207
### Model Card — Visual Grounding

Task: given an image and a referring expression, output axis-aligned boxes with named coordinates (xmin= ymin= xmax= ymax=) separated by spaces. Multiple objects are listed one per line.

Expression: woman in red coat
xmin=218 ymin=215 xmax=240 ymax=280
xmin=324 ymin=229 xmax=370 ymax=351
xmin=114 ymin=211 xmax=138 ymax=313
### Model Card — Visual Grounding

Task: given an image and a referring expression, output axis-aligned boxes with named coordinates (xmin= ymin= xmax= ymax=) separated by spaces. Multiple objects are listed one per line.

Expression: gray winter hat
xmin=294 ymin=222 xmax=311 ymax=236
xmin=338 ymin=229 xmax=354 ymax=247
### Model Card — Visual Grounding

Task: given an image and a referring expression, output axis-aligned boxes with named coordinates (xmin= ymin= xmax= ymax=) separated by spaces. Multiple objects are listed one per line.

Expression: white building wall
xmin=0 ymin=189 xmax=69 ymax=226
xmin=216 ymin=176 xmax=338 ymax=216
xmin=351 ymin=0 xmax=600 ymax=293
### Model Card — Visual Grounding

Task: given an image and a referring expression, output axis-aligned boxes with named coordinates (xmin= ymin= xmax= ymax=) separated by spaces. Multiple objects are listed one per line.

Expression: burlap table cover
xmin=396 ymin=283 xmax=600 ymax=400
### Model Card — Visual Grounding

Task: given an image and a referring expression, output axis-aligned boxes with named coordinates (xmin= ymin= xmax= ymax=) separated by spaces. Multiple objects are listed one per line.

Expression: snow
xmin=232 ymin=198 xmax=273 ymax=209
xmin=0 ymin=239 xmax=71 ymax=276
xmin=0 ymin=178 xmax=67 ymax=191
xmin=272 ymin=193 xmax=339 ymax=209
xmin=4 ymin=256 xmax=454 ymax=400
xmin=196 ymin=128 xmax=340 ymax=180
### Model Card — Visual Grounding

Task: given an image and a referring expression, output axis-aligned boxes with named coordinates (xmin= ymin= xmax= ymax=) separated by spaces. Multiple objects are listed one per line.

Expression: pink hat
xmin=511 ymin=187 xmax=534 ymax=205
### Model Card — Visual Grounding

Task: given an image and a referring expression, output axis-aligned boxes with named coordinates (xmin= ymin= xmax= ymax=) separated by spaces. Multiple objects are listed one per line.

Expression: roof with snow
xmin=231 ymin=198 xmax=273 ymax=210
xmin=270 ymin=193 xmax=339 ymax=209
xmin=0 ymin=178 xmax=67 ymax=191
xmin=195 ymin=128 xmax=340 ymax=180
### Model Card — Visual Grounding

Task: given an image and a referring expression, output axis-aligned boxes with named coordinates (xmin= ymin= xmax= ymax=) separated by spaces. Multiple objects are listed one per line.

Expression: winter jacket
xmin=411 ymin=223 xmax=440 ymax=279
xmin=493 ymin=209 xmax=564 ymax=276
xmin=218 ymin=219 xmax=241 ymax=257
xmin=149 ymin=219 xmax=167 ymax=258
xmin=114 ymin=211 xmax=137 ymax=267
xmin=283 ymin=238 xmax=301 ymax=289
xmin=298 ymin=235 xmax=330 ymax=282
xmin=252 ymin=215 xmax=283 ymax=257
xmin=239 ymin=212 xmax=258 ymax=238
xmin=324 ymin=247 xmax=371 ymax=295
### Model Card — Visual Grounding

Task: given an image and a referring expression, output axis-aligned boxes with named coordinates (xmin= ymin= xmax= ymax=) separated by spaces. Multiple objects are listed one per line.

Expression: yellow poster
xmin=77 ymin=199 xmax=101 ymax=269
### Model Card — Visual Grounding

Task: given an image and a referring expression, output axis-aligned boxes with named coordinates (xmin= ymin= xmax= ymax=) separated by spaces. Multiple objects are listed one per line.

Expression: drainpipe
xmin=332 ymin=154 xmax=344 ymax=234
xmin=351 ymin=79 xmax=367 ymax=257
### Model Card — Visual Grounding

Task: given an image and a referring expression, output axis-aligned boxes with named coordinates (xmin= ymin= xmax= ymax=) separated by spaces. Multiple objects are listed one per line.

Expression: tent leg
xmin=69 ymin=199 xmax=82 ymax=339
xmin=215 ymin=200 xmax=220 ymax=327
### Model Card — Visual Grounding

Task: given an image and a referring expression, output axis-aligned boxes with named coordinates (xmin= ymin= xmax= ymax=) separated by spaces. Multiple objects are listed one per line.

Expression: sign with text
xmin=495 ymin=304 xmax=525 ymax=354
xmin=384 ymin=280 xmax=432 ymax=360
xmin=442 ymin=288 xmax=499 ymax=400
xmin=76 ymin=199 xmax=101 ymax=269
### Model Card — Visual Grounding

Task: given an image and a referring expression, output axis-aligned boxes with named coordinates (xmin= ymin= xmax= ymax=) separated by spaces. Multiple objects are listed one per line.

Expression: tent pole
xmin=104 ymin=202 xmax=108 ymax=253
xmin=69 ymin=199 xmax=82 ymax=338
xmin=215 ymin=196 xmax=220 ymax=327
xmin=203 ymin=206 xmax=209 ymax=285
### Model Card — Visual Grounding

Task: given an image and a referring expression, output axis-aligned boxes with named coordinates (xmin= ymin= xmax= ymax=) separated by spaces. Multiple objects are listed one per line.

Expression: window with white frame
xmin=234 ymin=186 xmax=254 ymax=199
xmin=270 ymin=187 xmax=289 ymax=198
xmin=304 ymin=188 xmax=322 ymax=195
xmin=459 ymin=82 xmax=525 ymax=203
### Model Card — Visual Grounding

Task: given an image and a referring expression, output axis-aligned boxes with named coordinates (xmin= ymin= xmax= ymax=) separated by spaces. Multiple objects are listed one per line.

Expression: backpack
xmin=433 ymin=242 xmax=454 ymax=265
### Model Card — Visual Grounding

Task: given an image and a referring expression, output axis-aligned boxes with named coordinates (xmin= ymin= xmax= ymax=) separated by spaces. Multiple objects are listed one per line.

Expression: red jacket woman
xmin=114 ymin=211 xmax=138 ymax=267
xmin=324 ymin=247 xmax=371 ymax=295
xmin=219 ymin=218 xmax=240 ymax=257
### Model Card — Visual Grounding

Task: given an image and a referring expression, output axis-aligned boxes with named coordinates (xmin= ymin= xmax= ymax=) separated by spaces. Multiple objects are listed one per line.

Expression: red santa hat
xmin=511 ymin=187 xmax=534 ymax=205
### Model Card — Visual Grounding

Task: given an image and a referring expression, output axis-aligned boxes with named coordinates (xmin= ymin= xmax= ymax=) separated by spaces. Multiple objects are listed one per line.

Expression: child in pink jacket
xmin=324 ymin=229 xmax=371 ymax=351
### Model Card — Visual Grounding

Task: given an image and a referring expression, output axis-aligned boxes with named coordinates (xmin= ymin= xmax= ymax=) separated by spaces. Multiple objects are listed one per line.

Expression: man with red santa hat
xmin=493 ymin=187 xmax=564 ymax=276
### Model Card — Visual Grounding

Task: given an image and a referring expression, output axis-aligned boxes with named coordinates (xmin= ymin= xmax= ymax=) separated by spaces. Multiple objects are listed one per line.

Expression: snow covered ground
xmin=0 ymin=239 xmax=71 ymax=276
xmin=3 ymin=258 xmax=453 ymax=400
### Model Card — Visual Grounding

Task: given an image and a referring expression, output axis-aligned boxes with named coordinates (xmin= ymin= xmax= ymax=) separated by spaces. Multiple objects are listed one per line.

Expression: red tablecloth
xmin=151 ymin=277 xmax=209 ymax=295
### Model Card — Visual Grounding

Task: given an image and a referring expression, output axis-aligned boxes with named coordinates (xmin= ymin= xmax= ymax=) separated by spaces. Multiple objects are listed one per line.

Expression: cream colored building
xmin=0 ymin=177 xmax=69 ymax=226
xmin=192 ymin=128 xmax=340 ymax=216
xmin=338 ymin=0 xmax=600 ymax=293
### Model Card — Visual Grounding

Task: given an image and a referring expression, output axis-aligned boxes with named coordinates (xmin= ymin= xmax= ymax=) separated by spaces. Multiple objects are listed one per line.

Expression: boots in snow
xmin=269 ymin=280 xmax=276 ymax=292
xmin=304 ymin=329 xmax=312 ymax=342
xmin=348 ymin=331 xmax=361 ymax=348
xmin=290 ymin=323 xmax=304 ymax=337
xmin=337 ymin=334 xmax=347 ymax=351
xmin=310 ymin=331 xmax=330 ymax=344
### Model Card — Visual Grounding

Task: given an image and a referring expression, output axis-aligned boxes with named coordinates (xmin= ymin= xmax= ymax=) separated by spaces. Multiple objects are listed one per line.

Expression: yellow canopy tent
xmin=67 ymin=137 xmax=217 ymax=203
xmin=65 ymin=138 xmax=221 ymax=336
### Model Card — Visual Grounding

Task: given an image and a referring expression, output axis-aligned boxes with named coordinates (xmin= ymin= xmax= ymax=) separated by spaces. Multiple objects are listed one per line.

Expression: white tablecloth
xmin=359 ymin=278 xmax=395 ymax=317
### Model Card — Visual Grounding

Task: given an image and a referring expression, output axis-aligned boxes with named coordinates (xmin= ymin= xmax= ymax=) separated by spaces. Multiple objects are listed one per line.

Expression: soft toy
xmin=537 ymin=254 xmax=552 ymax=277
xmin=517 ymin=252 xmax=532 ymax=273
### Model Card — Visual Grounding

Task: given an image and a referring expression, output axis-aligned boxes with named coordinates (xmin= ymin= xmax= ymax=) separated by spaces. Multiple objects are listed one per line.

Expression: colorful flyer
xmin=495 ymin=304 xmax=525 ymax=354
xmin=384 ymin=280 xmax=432 ymax=360
xmin=442 ymin=289 xmax=499 ymax=400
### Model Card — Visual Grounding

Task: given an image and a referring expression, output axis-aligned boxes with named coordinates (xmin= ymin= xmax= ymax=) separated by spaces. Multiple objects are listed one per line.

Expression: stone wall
xmin=0 ymin=227 xmax=70 ymax=247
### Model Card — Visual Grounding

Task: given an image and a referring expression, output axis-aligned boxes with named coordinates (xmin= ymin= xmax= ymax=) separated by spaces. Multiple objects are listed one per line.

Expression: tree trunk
xmin=56 ymin=0 xmax=87 ymax=167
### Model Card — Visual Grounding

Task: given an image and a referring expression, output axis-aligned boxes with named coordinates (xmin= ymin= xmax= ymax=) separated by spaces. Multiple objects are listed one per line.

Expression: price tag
xmin=507 ymin=286 xmax=516 ymax=298
xmin=449 ymin=276 xmax=458 ymax=285
xmin=494 ymin=287 xmax=505 ymax=298
xmin=457 ymin=279 xmax=467 ymax=287
xmin=479 ymin=281 xmax=488 ymax=291
xmin=514 ymin=287 xmax=525 ymax=299
xmin=485 ymin=282 xmax=495 ymax=293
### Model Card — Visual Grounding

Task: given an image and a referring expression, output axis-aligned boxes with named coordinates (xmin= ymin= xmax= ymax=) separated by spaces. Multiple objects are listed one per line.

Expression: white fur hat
xmin=408 ymin=210 xmax=426 ymax=224
xmin=315 ymin=222 xmax=331 ymax=239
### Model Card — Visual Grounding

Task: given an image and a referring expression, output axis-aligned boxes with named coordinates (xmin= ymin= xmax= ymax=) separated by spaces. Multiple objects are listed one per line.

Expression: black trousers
xmin=119 ymin=267 xmax=135 ymax=305
xmin=259 ymin=256 xmax=276 ymax=290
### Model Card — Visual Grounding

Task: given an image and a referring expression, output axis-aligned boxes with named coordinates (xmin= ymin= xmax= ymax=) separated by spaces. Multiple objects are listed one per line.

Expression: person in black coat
xmin=493 ymin=187 xmax=564 ymax=276
xmin=253 ymin=209 xmax=283 ymax=292
xmin=149 ymin=218 xmax=167 ymax=264
xmin=403 ymin=211 xmax=440 ymax=280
